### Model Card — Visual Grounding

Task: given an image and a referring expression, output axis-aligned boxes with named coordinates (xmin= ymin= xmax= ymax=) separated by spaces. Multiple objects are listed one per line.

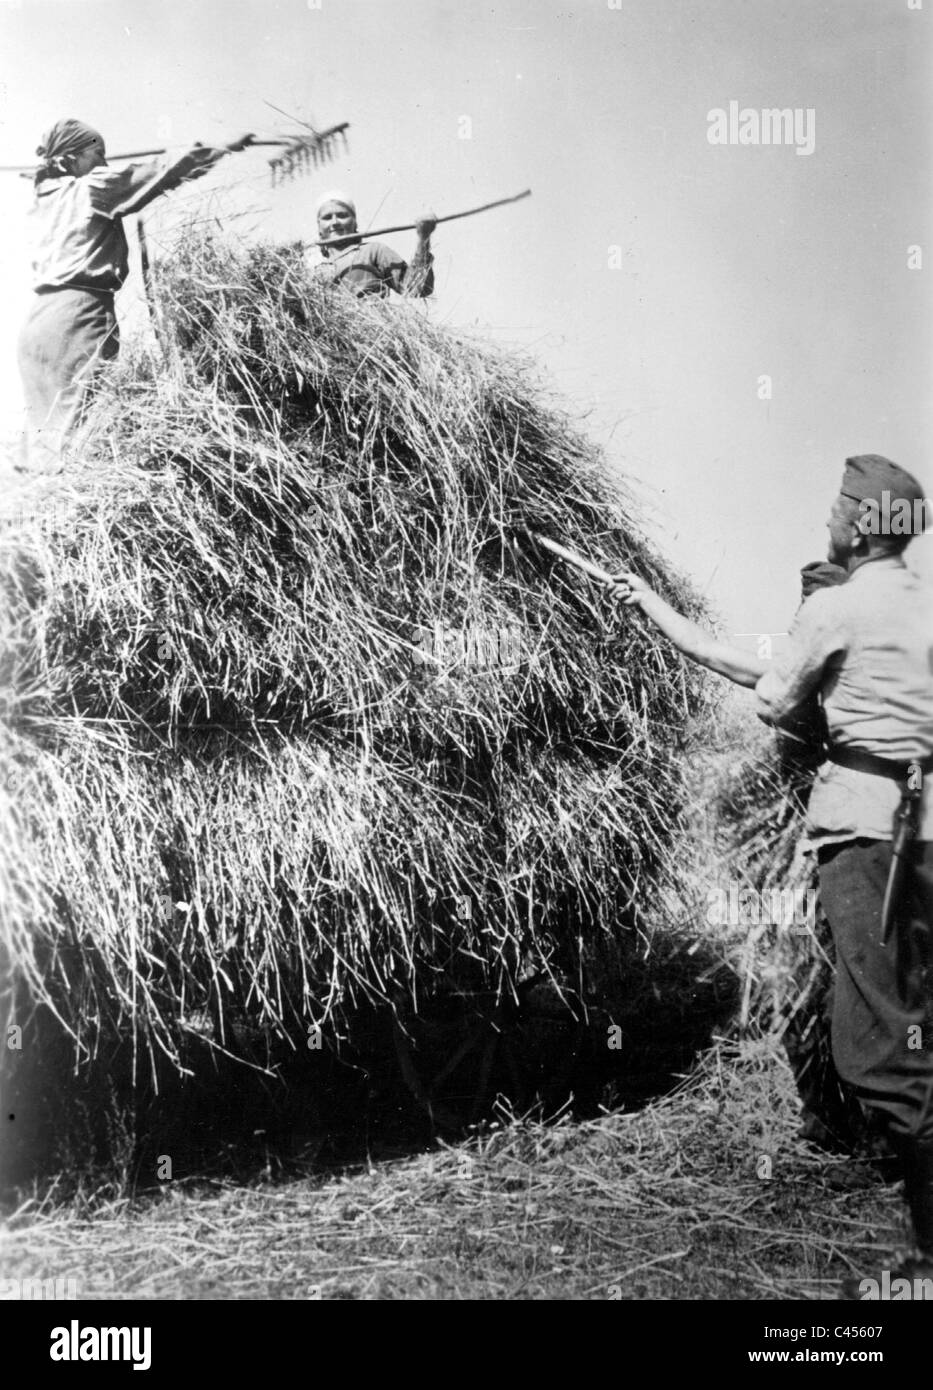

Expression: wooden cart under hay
xmin=1 ymin=234 xmax=738 ymax=1188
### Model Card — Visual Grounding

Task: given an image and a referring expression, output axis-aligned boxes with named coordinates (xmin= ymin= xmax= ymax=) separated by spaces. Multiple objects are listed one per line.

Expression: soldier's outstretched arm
xmin=607 ymin=571 xmax=768 ymax=688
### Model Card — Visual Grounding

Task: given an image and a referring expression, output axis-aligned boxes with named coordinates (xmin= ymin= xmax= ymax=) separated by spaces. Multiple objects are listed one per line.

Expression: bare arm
xmin=610 ymin=573 xmax=768 ymax=687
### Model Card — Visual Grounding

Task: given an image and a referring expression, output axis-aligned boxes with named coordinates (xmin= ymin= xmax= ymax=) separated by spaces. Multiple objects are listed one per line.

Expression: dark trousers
xmin=818 ymin=838 xmax=933 ymax=1146
xmin=17 ymin=287 xmax=119 ymax=470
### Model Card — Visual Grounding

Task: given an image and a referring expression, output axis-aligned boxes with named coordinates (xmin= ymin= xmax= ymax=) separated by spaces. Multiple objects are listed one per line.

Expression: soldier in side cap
xmin=310 ymin=190 xmax=436 ymax=299
xmin=608 ymin=455 xmax=933 ymax=1291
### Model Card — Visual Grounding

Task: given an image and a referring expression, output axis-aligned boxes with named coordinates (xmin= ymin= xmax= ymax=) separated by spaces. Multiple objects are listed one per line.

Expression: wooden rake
xmin=265 ymin=122 xmax=350 ymax=186
xmin=0 ymin=122 xmax=350 ymax=187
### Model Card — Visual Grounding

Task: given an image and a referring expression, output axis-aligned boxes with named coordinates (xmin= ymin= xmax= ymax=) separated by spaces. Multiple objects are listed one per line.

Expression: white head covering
xmin=315 ymin=190 xmax=357 ymax=217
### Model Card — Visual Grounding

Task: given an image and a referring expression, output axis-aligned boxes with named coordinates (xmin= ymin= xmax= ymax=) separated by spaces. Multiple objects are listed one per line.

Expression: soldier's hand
xmin=226 ymin=133 xmax=256 ymax=153
xmin=607 ymin=571 xmax=651 ymax=607
xmin=800 ymin=560 xmax=847 ymax=601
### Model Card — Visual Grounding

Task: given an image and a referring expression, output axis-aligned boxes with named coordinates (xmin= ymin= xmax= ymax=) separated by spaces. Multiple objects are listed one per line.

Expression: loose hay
xmin=0 ymin=1039 xmax=907 ymax=1300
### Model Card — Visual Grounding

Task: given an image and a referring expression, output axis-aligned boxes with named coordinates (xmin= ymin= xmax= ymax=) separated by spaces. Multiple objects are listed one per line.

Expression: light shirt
xmin=755 ymin=555 xmax=933 ymax=845
xmin=312 ymin=239 xmax=434 ymax=299
xmin=28 ymin=149 xmax=225 ymax=294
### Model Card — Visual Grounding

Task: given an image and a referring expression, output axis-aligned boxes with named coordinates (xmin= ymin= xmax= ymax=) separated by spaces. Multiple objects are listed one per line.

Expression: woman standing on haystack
xmin=17 ymin=118 xmax=254 ymax=469
xmin=312 ymin=191 xmax=437 ymax=299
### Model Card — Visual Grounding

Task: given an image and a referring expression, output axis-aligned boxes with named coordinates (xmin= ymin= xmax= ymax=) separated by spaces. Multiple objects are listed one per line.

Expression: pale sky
xmin=1 ymin=0 xmax=930 ymax=644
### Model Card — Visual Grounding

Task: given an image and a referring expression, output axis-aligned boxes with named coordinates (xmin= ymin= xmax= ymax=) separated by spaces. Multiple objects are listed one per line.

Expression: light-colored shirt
xmin=312 ymin=239 xmax=434 ymax=299
xmin=755 ymin=554 xmax=933 ymax=845
xmin=28 ymin=148 xmax=226 ymax=294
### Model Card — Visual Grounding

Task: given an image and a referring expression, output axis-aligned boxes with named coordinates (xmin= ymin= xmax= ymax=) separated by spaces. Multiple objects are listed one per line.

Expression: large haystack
xmin=1 ymin=234 xmax=719 ymax=1180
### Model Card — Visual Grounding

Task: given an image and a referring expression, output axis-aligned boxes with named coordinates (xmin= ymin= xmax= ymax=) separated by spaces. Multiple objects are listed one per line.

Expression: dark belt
xmin=827 ymin=746 xmax=933 ymax=780
xmin=827 ymin=746 xmax=931 ymax=943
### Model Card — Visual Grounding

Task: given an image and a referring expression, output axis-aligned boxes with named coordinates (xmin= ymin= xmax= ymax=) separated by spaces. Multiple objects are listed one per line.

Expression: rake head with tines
xmin=266 ymin=122 xmax=350 ymax=187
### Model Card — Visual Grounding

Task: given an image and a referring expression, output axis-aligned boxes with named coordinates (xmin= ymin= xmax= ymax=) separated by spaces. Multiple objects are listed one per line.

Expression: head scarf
xmin=315 ymin=190 xmax=356 ymax=218
xmin=34 ymin=119 xmax=105 ymax=184
xmin=315 ymin=190 xmax=359 ymax=258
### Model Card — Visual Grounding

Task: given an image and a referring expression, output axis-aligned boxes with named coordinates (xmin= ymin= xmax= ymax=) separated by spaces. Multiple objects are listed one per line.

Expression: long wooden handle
xmin=1 ymin=130 xmax=347 ymax=176
xmin=136 ymin=217 xmax=167 ymax=359
xmin=528 ymin=532 xmax=617 ymax=585
xmin=309 ymin=188 xmax=531 ymax=249
xmin=96 ymin=139 xmax=311 ymax=156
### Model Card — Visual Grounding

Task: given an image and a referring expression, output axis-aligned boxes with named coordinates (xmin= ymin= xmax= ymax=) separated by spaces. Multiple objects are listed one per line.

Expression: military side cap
xmin=841 ymin=455 xmax=928 ymax=538
xmin=840 ymin=455 xmax=924 ymax=507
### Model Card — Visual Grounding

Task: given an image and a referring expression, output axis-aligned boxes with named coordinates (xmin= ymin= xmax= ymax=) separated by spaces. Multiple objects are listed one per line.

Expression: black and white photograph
xmin=0 ymin=0 xmax=931 ymax=1345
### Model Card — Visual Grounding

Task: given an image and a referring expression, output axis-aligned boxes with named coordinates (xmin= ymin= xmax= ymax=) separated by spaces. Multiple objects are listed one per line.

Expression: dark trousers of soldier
xmin=818 ymin=838 xmax=933 ymax=1147
xmin=17 ymin=286 xmax=119 ymax=470
xmin=819 ymin=837 xmax=933 ymax=1260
